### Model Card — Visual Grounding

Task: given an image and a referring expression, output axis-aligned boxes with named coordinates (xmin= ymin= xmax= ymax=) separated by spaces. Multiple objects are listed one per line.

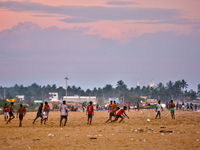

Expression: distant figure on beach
xmin=108 ymin=101 xmax=114 ymax=113
xmin=24 ymin=106 xmax=26 ymax=116
xmin=148 ymin=103 xmax=151 ymax=110
xmin=6 ymin=102 xmax=15 ymax=124
xmin=194 ymin=104 xmax=197 ymax=111
xmin=155 ymin=101 xmax=163 ymax=119
xmin=128 ymin=102 xmax=131 ymax=111
xmin=75 ymin=103 xmax=78 ymax=111
xmin=113 ymin=106 xmax=129 ymax=123
xmin=182 ymin=102 xmax=185 ymax=110
xmin=190 ymin=103 xmax=193 ymax=111
xmin=166 ymin=102 xmax=168 ymax=109
xmin=60 ymin=101 xmax=68 ymax=126
xmin=3 ymin=103 xmax=9 ymax=121
xmin=170 ymin=100 xmax=175 ymax=119
xmin=106 ymin=107 xmax=120 ymax=123
xmin=82 ymin=103 xmax=85 ymax=112
xmin=86 ymin=101 xmax=94 ymax=125
xmin=187 ymin=103 xmax=189 ymax=110
xmin=17 ymin=104 xmax=25 ymax=127
xmin=176 ymin=102 xmax=179 ymax=110
xmin=44 ymin=102 xmax=50 ymax=122
xmin=96 ymin=103 xmax=99 ymax=111
xmin=137 ymin=102 xmax=139 ymax=111
xmin=33 ymin=103 xmax=43 ymax=124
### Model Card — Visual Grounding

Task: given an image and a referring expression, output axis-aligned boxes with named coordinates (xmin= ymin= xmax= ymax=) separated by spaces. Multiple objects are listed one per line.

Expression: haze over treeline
xmin=1 ymin=80 xmax=199 ymax=103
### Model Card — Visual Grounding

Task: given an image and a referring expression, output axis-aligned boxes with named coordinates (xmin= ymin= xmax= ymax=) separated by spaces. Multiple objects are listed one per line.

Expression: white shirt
xmin=156 ymin=104 xmax=162 ymax=111
xmin=60 ymin=105 xmax=68 ymax=116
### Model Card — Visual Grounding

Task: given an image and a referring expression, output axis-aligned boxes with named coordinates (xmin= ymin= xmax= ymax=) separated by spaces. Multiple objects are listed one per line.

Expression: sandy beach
xmin=0 ymin=109 xmax=200 ymax=150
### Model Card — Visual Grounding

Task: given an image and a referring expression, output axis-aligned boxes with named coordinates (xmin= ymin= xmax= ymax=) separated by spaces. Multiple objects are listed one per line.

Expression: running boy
xmin=170 ymin=100 xmax=175 ymax=119
xmin=155 ymin=101 xmax=163 ymax=119
xmin=106 ymin=107 xmax=120 ymax=123
xmin=3 ymin=103 xmax=9 ymax=121
xmin=113 ymin=106 xmax=129 ymax=123
xmin=60 ymin=101 xmax=68 ymax=126
xmin=86 ymin=101 xmax=94 ymax=125
xmin=17 ymin=104 xmax=25 ymax=127
xmin=6 ymin=102 xmax=15 ymax=124
xmin=33 ymin=103 xmax=43 ymax=124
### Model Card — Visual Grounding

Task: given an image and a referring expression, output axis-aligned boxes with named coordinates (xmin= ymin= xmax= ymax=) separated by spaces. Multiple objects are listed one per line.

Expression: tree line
xmin=0 ymin=80 xmax=199 ymax=105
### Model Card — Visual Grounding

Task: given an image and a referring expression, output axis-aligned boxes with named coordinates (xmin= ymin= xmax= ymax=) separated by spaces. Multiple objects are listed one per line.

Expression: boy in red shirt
xmin=3 ymin=103 xmax=9 ymax=121
xmin=86 ymin=101 xmax=94 ymax=125
xmin=113 ymin=106 xmax=129 ymax=123
xmin=6 ymin=102 xmax=15 ymax=124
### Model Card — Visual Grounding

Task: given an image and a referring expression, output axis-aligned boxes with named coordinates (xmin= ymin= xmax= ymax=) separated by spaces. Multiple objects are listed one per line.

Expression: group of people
xmin=166 ymin=101 xmax=198 ymax=111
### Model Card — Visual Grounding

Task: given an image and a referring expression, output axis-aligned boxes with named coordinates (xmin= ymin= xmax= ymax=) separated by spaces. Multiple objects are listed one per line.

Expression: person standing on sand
xmin=170 ymin=100 xmax=175 ymax=119
xmin=182 ymin=102 xmax=185 ymax=110
xmin=137 ymin=102 xmax=140 ymax=111
xmin=60 ymin=101 xmax=68 ymax=126
xmin=44 ymin=102 xmax=50 ymax=121
xmin=155 ymin=101 xmax=163 ymax=119
xmin=113 ymin=106 xmax=129 ymax=123
xmin=96 ymin=103 xmax=99 ymax=111
xmin=16 ymin=104 xmax=25 ymax=127
xmin=3 ymin=103 xmax=9 ymax=121
xmin=108 ymin=101 xmax=114 ymax=113
xmin=6 ymin=102 xmax=15 ymax=124
xmin=33 ymin=103 xmax=43 ymax=124
xmin=128 ymin=102 xmax=131 ymax=111
xmin=113 ymin=101 xmax=117 ymax=109
xmin=82 ymin=103 xmax=85 ymax=112
xmin=106 ymin=107 xmax=120 ymax=123
xmin=86 ymin=101 xmax=94 ymax=125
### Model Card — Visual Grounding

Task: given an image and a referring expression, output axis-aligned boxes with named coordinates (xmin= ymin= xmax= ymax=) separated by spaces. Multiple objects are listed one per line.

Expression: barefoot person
xmin=17 ymin=104 xmax=25 ymax=127
xmin=108 ymin=101 xmax=114 ymax=113
xmin=113 ymin=106 xmax=129 ymax=123
xmin=3 ymin=103 xmax=9 ymax=121
xmin=33 ymin=103 xmax=43 ymax=124
xmin=86 ymin=101 xmax=94 ymax=125
xmin=155 ymin=101 xmax=163 ymax=119
xmin=106 ymin=107 xmax=120 ymax=123
xmin=60 ymin=101 xmax=68 ymax=126
xmin=170 ymin=100 xmax=175 ymax=119
xmin=6 ymin=102 xmax=15 ymax=124
xmin=44 ymin=102 xmax=50 ymax=124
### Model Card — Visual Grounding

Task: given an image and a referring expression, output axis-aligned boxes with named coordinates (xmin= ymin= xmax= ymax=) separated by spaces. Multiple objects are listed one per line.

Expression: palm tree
xmin=166 ymin=81 xmax=173 ymax=99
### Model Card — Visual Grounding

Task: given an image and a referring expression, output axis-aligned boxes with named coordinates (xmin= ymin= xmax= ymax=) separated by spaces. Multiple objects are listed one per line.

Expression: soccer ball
xmin=147 ymin=119 xmax=150 ymax=122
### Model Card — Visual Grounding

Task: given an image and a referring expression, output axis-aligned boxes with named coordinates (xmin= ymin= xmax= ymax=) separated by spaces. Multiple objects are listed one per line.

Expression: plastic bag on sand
xmin=48 ymin=133 xmax=54 ymax=137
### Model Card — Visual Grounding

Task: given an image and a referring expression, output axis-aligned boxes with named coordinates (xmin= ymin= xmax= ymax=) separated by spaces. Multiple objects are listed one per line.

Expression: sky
xmin=0 ymin=0 xmax=200 ymax=91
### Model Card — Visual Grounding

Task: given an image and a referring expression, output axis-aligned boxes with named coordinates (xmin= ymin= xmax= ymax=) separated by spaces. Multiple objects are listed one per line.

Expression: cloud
xmin=0 ymin=22 xmax=200 ymax=90
xmin=60 ymin=17 xmax=99 ymax=23
xmin=105 ymin=1 xmax=139 ymax=6
xmin=0 ymin=1 xmax=181 ymax=23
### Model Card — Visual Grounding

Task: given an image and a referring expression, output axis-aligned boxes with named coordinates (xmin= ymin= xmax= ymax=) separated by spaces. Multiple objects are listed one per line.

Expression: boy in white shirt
xmin=60 ymin=101 xmax=68 ymax=126
xmin=155 ymin=101 xmax=163 ymax=119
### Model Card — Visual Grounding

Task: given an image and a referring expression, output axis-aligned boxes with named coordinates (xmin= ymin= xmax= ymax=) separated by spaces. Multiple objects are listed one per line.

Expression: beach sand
xmin=0 ymin=109 xmax=200 ymax=150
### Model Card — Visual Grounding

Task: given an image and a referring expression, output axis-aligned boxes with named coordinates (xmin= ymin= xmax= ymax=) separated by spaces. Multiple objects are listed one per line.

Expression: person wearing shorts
xmin=170 ymin=100 xmax=175 ymax=119
xmin=6 ymin=102 xmax=15 ymax=124
xmin=113 ymin=106 xmax=129 ymax=123
xmin=17 ymin=104 xmax=25 ymax=127
xmin=33 ymin=103 xmax=43 ymax=124
xmin=44 ymin=101 xmax=50 ymax=123
xmin=108 ymin=101 xmax=114 ymax=113
xmin=3 ymin=103 xmax=9 ymax=121
xmin=86 ymin=101 xmax=94 ymax=125
xmin=106 ymin=107 xmax=120 ymax=123
xmin=60 ymin=101 xmax=68 ymax=126
xmin=155 ymin=101 xmax=163 ymax=119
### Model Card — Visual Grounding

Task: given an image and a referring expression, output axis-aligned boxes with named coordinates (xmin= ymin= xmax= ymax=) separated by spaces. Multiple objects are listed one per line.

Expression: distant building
xmin=63 ymin=95 xmax=97 ymax=104
xmin=16 ymin=95 xmax=25 ymax=101
xmin=150 ymin=80 xmax=154 ymax=88
xmin=137 ymin=80 xmax=140 ymax=87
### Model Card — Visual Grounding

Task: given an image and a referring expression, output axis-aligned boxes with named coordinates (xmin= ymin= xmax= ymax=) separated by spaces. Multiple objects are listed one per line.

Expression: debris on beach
xmin=139 ymin=139 xmax=146 ymax=141
xmin=32 ymin=139 xmax=40 ymax=141
xmin=159 ymin=130 xmax=173 ymax=133
xmin=48 ymin=133 xmax=54 ymax=137
xmin=90 ymin=137 xmax=97 ymax=139
xmin=160 ymin=127 xmax=166 ymax=128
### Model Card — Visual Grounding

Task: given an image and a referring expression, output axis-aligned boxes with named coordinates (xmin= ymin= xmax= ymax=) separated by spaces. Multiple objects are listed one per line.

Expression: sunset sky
xmin=0 ymin=0 xmax=200 ymax=91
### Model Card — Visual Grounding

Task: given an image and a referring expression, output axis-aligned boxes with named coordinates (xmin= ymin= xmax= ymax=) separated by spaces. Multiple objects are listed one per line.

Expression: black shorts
xmin=109 ymin=113 xmax=115 ymax=118
xmin=116 ymin=115 xmax=123 ymax=119
xmin=61 ymin=115 xmax=67 ymax=120
xmin=9 ymin=111 xmax=14 ymax=117
xmin=19 ymin=114 xmax=23 ymax=120
xmin=128 ymin=107 xmax=130 ymax=109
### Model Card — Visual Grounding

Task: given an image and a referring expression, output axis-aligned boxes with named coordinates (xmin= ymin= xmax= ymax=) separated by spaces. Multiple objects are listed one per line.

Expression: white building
xmin=16 ymin=95 xmax=25 ymax=101
xmin=63 ymin=95 xmax=97 ymax=104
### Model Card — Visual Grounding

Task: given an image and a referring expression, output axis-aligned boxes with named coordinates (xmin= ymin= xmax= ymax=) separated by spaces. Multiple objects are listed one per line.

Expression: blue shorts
xmin=157 ymin=111 xmax=160 ymax=114
xmin=88 ymin=114 xmax=93 ymax=118
xmin=47 ymin=110 xmax=49 ymax=115
xmin=36 ymin=114 xmax=43 ymax=119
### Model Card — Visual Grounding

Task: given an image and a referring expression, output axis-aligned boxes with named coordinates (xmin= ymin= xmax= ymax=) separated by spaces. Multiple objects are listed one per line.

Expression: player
xmin=86 ymin=101 xmax=94 ymax=125
xmin=108 ymin=101 xmax=114 ymax=112
xmin=6 ymin=102 xmax=15 ymax=124
xmin=33 ymin=103 xmax=43 ymax=124
xmin=23 ymin=106 xmax=27 ymax=116
xmin=155 ymin=101 xmax=163 ymax=119
xmin=17 ymin=104 xmax=25 ymax=127
xmin=60 ymin=101 xmax=68 ymax=126
xmin=113 ymin=106 xmax=129 ymax=123
xmin=113 ymin=101 xmax=117 ymax=109
xmin=96 ymin=103 xmax=99 ymax=111
xmin=106 ymin=107 xmax=120 ymax=123
xmin=44 ymin=102 xmax=50 ymax=123
xmin=3 ymin=103 xmax=9 ymax=121
xmin=170 ymin=100 xmax=175 ymax=119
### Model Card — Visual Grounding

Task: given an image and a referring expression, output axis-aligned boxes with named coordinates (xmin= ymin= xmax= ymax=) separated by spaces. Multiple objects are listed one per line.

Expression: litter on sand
xmin=159 ymin=130 xmax=173 ymax=133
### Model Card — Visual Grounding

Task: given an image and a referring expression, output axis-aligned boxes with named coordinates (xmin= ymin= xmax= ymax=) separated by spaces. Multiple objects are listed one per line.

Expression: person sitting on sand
xmin=86 ymin=101 xmax=94 ymax=125
xmin=170 ymin=100 xmax=175 ymax=119
xmin=3 ymin=103 xmax=9 ymax=121
xmin=113 ymin=106 xmax=129 ymax=123
xmin=6 ymin=102 xmax=15 ymax=124
xmin=17 ymin=104 xmax=25 ymax=127
xmin=60 ymin=100 xmax=68 ymax=126
xmin=33 ymin=103 xmax=43 ymax=124
xmin=106 ymin=107 xmax=120 ymax=123
xmin=155 ymin=101 xmax=163 ymax=119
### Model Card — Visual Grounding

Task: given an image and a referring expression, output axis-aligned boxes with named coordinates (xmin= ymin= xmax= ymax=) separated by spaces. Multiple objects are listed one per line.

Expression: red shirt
xmin=117 ymin=109 xmax=124 ymax=115
xmin=3 ymin=106 xmax=9 ymax=113
xmin=87 ymin=105 xmax=93 ymax=114
xmin=24 ymin=108 xmax=26 ymax=112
